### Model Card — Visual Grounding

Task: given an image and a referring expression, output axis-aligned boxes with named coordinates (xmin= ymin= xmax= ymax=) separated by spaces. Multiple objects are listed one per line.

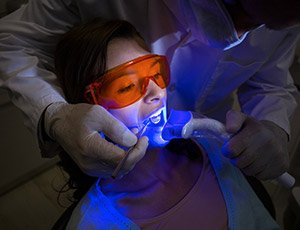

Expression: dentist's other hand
xmin=44 ymin=102 xmax=148 ymax=178
xmin=222 ymin=110 xmax=289 ymax=180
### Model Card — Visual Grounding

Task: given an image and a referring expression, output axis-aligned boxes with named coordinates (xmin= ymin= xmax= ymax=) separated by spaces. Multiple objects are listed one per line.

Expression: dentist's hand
xmin=222 ymin=110 xmax=289 ymax=180
xmin=44 ymin=102 xmax=148 ymax=178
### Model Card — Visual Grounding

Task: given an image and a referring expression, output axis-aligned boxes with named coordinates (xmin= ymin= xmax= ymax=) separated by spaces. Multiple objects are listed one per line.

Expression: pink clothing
xmin=67 ymin=138 xmax=279 ymax=229
xmin=100 ymin=141 xmax=227 ymax=229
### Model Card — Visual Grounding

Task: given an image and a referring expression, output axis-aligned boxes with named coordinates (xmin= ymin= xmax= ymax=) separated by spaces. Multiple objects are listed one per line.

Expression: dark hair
xmin=55 ymin=18 xmax=150 ymax=104
xmin=54 ymin=18 xmax=150 ymax=203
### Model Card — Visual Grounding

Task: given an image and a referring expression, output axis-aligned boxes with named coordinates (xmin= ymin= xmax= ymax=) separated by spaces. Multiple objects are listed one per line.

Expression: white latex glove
xmin=222 ymin=110 xmax=289 ymax=180
xmin=44 ymin=102 xmax=149 ymax=178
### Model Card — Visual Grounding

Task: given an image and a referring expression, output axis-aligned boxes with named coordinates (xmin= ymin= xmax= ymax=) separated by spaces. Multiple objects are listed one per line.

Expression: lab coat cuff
xmin=37 ymin=103 xmax=62 ymax=158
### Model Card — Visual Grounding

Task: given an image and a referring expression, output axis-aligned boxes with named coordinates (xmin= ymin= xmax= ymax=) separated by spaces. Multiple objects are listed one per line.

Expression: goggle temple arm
xmin=85 ymin=82 xmax=102 ymax=105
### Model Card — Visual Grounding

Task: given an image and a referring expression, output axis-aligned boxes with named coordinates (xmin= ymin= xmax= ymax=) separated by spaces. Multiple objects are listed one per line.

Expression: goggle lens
xmin=84 ymin=54 xmax=170 ymax=109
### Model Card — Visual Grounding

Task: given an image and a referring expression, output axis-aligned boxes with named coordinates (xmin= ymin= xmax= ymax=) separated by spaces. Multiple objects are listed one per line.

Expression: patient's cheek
xmin=108 ymin=105 xmax=140 ymax=127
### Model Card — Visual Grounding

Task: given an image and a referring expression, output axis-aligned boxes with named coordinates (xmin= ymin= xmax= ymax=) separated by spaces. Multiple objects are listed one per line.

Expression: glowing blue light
xmin=141 ymin=108 xmax=169 ymax=148
xmin=161 ymin=110 xmax=192 ymax=140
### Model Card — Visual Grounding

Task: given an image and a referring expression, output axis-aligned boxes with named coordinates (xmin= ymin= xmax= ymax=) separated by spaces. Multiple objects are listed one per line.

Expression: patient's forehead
xmin=106 ymin=38 xmax=150 ymax=70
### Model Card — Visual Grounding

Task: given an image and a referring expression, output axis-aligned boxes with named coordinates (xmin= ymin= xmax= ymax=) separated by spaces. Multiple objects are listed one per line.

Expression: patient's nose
xmin=144 ymin=80 xmax=165 ymax=104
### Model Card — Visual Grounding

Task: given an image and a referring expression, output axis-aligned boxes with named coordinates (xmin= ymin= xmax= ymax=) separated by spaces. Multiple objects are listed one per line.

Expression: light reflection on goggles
xmin=84 ymin=54 xmax=170 ymax=109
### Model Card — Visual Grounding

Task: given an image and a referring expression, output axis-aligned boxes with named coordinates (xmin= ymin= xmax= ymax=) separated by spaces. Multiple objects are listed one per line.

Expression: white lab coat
xmin=0 ymin=0 xmax=299 ymax=137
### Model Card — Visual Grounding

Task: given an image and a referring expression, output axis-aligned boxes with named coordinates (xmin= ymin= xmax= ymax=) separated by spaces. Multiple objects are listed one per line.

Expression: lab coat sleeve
xmin=0 ymin=0 xmax=80 ymax=135
xmin=237 ymin=29 xmax=300 ymax=136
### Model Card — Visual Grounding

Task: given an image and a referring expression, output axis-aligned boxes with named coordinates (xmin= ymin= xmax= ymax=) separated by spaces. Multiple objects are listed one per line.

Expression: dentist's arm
xmin=0 ymin=0 xmax=148 ymax=177
xmin=0 ymin=0 xmax=80 ymax=135
xmin=230 ymin=27 xmax=300 ymax=181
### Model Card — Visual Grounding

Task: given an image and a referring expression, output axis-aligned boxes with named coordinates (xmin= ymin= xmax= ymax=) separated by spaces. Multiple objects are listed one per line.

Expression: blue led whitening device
xmin=160 ymin=109 xmax=295 ymax=189
xmin=162 ymin=110 xmax=230 ymax=142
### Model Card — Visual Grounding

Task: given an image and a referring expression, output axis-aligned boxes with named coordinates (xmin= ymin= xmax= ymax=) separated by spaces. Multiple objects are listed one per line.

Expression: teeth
xmin=150 ymin=114 xmax=161 ymax=124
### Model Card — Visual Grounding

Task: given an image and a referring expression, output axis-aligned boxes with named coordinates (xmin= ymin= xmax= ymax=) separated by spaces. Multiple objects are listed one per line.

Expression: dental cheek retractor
xmin=161 ymin=110 xmax=295 ymax=189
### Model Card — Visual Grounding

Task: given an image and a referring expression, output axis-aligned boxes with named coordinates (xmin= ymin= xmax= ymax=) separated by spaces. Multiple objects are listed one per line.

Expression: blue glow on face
xmin=141 ymin=108 xmax=169 ymax=148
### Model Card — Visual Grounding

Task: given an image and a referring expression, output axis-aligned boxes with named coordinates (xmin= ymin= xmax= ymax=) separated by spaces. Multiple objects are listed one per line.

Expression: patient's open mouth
xmin=142 ymin=108 xmax=169 ymax=147
xmin=148 ymin=109 xmax=163 ymax=124
xmin=150 ymin=113 xmax=161 ymax=124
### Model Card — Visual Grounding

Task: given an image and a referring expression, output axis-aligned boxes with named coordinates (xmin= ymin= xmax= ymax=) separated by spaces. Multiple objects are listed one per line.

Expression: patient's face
xmin=106 ymin=38 xmax=167 ymax=136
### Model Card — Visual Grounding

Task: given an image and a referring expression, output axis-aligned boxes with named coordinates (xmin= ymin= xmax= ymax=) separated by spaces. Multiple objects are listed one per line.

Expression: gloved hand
xmin=44 ymin=102 xmax=149 ymax=178
xmin=221 ymin=110 xmax=289 ymax=180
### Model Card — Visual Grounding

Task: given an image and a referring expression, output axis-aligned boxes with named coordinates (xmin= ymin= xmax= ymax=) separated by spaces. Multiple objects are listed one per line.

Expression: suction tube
xmin=162 ymin=110 xmax=295 ymax=188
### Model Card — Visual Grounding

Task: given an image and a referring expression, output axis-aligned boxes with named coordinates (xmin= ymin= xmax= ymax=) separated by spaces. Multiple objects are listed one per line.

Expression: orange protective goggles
xmin=84 ymin=54 xmax=170 ymax=109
